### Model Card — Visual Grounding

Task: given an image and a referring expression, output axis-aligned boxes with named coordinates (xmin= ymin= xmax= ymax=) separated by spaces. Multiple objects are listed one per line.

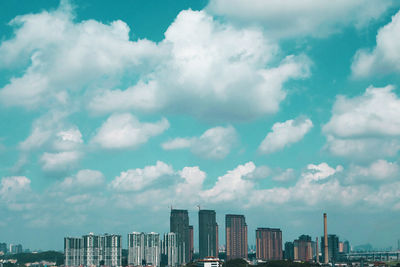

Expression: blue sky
xmin=1 ymin=0 xmax=400 ymax=251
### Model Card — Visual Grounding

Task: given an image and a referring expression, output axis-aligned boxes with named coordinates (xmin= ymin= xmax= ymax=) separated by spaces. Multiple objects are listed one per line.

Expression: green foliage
xmin=0 ymin=251 xmax=64 ymax=265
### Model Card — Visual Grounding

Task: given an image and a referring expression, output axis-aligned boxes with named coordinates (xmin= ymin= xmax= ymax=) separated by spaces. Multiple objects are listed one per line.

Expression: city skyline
xmin=1 ymin=0 xmax=400 ymax=253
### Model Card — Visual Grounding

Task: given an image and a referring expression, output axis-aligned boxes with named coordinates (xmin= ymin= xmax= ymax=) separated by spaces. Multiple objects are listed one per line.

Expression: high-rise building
xmin=146 ymin=233 xmax=161 ymax=267
xmin=256 ymin=228 xmax=282 ymax=260
xmin=339 ymin=242 xmax=343 ymax=253
xmin=189 ymin=226 xmax=194 ymax=261
xmin=128 ymin=232 xmax=160 ymax=267
xmin=9 ymin=244 xmax=23 ymax=254
xmin=83 ymin=233 xmax=101 ymax=266
xmin=170 ymin=209 xmax=190 ymax=265
xmin=65 ymin=237 xmax=83 ymax=267
xmin=128 ymin=232 xmax=144 ymax=266
xmin=65 ymin=233 xmax=121 ymax=267
xmin=0 ymin=243 xmax=7 ymax=255
xmin=162 ymin=233 xmax=178 ymax=267
xmin=284 ymin=242 xmax=294 ymax=261
xmin=293 ymin=235 xmax=312 ymax=262
xmin=225 ymin=214 xmax=247 ymax=260
xmin=199 ymin=210 xmax=218 ymax=259
xmin=321 ymin=234 xmax=339 ymax=262
xmin=102 ymin=234 xmax=122 ymax=267
xmin=343 ymin=241 xmax=350 ymax=254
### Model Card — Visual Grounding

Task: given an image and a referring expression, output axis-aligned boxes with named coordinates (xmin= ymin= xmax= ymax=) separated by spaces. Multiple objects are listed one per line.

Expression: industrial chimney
xmin=324 ymin=213 xmax=329 ymax=263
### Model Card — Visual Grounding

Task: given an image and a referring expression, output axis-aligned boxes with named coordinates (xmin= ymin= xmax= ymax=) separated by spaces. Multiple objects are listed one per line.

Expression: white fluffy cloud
xmin=91 ymin=113 xmax=169 ymax=149
xmin=60 ymin=169 xmax=105 ymax=189
xmin=0 ymin=176 xmax=33 ymax=210
xmin=323 ymin=85 xmax=400 ymax=159
xmin=201 ymin=162 xmax=256 ymax=202
xmin=89 ymin=10 xmax=310 ymax=121
xmin=272 ymin=168 xmax=295 ymax=182
xmin=162 ymin=126 xmax=237 ymax=159
xmin=40 ymin=151 xmax=81 ymax=172
xmin=0 ymin=1 xmax=158 ymax=109
xmin=0 ymin=4 xmax=311 ymax=121
xmin=16 ymin=112 xmax=84 ymax=173
xmin=259 ymin=117 xmax=313 ymax=154
xmin=207 ymin=0 xmax=392 ymax=38
xmin=352 ymin=10 xmax=400 ymax=77
xmin=110 ymin=161 xmax=174 ymax=192
xmin=346 ymin=160 xmax=399 ymax=184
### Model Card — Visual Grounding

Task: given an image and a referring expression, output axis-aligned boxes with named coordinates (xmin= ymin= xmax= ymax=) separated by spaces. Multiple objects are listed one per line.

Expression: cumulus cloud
xmin=0 ymin=176 xmax=34 ymax=210
xmin=40 ymin=151 xmax=81 ymax=172
xmin=89 ymin=10 xmax=310 ymax=121
xmin=60 ymin=169 xmax=105 ymax=189
xmin=201 ymin=162 xmax=255 ymax=202
xmin=323 ymin=85 xmax=400 ymax=159
xmin=207 ymin=0 xmax=392 ymax=39
xmin=259 ymin=117 xmax=313 ymax=154
xmin=0 ymin=1 xmax=159 ymax=109
xmin=0 ymin=3 xmax=311 ymax=121
xmin=352 ymin=10 xmax=400 ymax=77
xmin=245 ymin=165 xmax=271 ymax=179
xmin=110 ymin=161 xmax=174 ymax=192
xmin=16 ymin=112 xmax=84 ymax=173
xmin=346 ymin=160 xmax=399 ymax=184
xmin=162 ymin=126 xmax=237 ymax=159
xmin=272 ymin=168 xmax=295 ymax=182
xmin=91 ymin=113 xmax=169 ymax=149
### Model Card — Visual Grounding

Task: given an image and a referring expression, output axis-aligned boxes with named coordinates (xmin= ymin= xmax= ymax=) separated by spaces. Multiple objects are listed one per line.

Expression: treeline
xmin=0 ymin=251 xmax=64 ymax=265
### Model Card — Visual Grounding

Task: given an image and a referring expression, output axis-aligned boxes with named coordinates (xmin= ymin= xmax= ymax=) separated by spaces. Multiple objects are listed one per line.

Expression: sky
xmin=1 ymin=0 xmax=400 ymax=252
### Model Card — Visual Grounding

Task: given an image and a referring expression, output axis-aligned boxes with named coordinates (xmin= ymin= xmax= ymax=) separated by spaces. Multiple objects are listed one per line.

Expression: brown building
xmin=189 ymin=225 xmax=194 ymax=261
xmin=294 ymin=235 xmax=313 ymax=262
xmin=225 ymin=214 xmax=247 ymax=260
xmin=256 ymin=228 xmax=282 ymax=260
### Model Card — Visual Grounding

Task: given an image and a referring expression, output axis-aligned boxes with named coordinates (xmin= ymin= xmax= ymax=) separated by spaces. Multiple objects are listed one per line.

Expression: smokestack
xmin=324 ymin=213 xmax=328 ymax=263
xmin=316 ymin=237 xmax=319 ymax=263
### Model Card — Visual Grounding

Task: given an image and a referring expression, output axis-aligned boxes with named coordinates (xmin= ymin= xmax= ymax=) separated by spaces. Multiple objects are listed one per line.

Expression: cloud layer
xmin=207 ymin=0 xmax=392 ymax=38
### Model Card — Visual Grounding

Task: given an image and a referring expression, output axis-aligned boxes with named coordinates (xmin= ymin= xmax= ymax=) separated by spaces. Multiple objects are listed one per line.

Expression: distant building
xmin=196 ymin=257 xmax=222 ymax=267
xmin=321 ymin=234 xmax=339 ymax=262
xmin=339 ymin=242 xmax=343 ymax=253
xmin=199 ymin=210 xmax=218 ymax=259
xmin=65 ymin=233 xmax=121 ymax=267
xmin=256 ymin=228 xmax=282 ymax=260
xmin=294 ymin=235 xmax=312 ymax=262
xmin=128 ymin=232 xmax=160 ymax=267
xmin=170 ymin=209 xmax=190 ymax=265
xmin=189 ymin=226 xmax=194 ymax=261
xmin=0 ymin=243 xmax=7 ymax=254
xmin=9 ymin=244 xmax=23 ymax=254
xmin=225 ymin=214 xmax=247 ymax=260
xmin=343 ymin=241 xmax=350 ymax=254
xmin=284 ymin=242 xmax=294 ymax=260
xmin=162 ymin=233 xmax=178 ymax=267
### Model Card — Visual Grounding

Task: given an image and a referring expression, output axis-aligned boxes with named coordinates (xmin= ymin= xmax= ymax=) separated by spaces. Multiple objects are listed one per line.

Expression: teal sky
xmin=1 ymin=0 xmax=400 ymax=252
